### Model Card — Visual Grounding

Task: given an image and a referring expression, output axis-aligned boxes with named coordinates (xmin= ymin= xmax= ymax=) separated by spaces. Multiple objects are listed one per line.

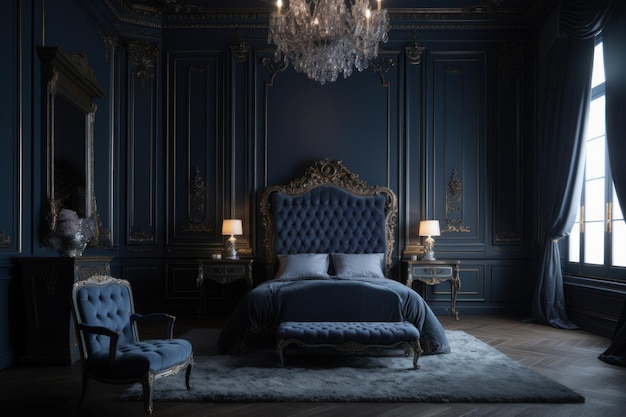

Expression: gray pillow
xmin=331 ymin=253 xmax=385 ymax=278
xmin=275 ymin=253 xmax=330 ymax=279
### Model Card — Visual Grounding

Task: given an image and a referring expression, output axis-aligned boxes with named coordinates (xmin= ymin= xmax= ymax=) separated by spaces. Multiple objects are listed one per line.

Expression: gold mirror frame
xmin=38 ymin=46 xmax=105 ymax=246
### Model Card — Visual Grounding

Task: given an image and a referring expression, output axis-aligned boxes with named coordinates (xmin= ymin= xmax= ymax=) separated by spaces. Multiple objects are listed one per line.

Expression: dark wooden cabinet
xmin=18 ymin=257 xmax=111 ymax=365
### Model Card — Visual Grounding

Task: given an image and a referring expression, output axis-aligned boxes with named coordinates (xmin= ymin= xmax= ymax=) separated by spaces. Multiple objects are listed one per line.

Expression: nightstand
xmin=196 ymin=258 xmax=254 ymax=315
xmin=403 ymin=259 xmax=461 ymax=320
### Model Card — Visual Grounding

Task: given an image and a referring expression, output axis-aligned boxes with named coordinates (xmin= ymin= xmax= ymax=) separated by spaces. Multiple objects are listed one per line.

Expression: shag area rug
xmin=120 ymin=329 xmax=584 ymax=403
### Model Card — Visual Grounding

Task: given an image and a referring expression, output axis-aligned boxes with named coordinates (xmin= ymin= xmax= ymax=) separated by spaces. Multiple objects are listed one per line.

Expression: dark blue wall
xmin=0 ymin=0 xmax=20 ymax=371
xmin=1 ymin=0 xmax=549 ymax=369
xmin=0 ymin=0 xmax=116 ymax=369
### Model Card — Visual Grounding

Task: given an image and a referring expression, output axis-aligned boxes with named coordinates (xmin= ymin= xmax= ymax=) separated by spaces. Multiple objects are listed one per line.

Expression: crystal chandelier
xmin=268 ymin=0 xmax=390 ymax=85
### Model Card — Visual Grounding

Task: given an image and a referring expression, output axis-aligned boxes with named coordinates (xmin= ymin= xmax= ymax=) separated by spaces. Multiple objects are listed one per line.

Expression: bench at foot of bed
xmin=276 ymin=321 xmax=423 ymax=369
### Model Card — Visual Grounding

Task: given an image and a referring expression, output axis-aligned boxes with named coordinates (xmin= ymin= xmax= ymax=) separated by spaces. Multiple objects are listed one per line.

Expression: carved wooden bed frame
xmin=259 ymin=159 xmax=398 ymax=279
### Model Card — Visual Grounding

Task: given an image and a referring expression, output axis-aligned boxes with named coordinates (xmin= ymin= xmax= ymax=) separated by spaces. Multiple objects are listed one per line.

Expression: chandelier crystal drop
xmin=268 ymin=0 xmax=390 ymax=85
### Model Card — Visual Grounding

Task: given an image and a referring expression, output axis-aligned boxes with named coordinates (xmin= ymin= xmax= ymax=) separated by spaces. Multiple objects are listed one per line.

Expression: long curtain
xmin=532 ymin=0 xmax=616 ymax=329
xmin=604 ymin=0 xmax=626 ymax=218
xmin=598 ymin=1 xmax=626 ymax=366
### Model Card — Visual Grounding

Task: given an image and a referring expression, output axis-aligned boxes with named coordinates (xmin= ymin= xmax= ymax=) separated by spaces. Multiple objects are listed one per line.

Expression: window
xmin=567 ymin=40 xmax=626 ymax=278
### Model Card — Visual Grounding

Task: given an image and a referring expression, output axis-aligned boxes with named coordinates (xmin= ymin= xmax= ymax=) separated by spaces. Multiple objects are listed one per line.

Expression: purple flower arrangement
xmin=52 ymin=208 xmax=95 ymax=257
xmin=56 ymin=208 xmax=82 ymax=236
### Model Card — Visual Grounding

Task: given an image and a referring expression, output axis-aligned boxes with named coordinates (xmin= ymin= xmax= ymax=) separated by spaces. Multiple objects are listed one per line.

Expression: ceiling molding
xmin=100 ymin=0 xmax=538 ymax=32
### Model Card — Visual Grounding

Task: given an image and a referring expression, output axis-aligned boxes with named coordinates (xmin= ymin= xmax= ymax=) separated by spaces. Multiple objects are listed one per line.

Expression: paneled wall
xmin=126 ymin=26 xmax=536 ymax=315
xmin=1 ymin=0 xmax=548 ymax=368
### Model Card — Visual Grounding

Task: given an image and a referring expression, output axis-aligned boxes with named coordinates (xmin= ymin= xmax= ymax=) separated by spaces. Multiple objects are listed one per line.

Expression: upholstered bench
xmin=276 ymin=321 xmax=423 ymax=369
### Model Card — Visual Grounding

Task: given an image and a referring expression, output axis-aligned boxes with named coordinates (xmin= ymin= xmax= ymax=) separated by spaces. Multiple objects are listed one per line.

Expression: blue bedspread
xmin=217 ymin=276 xmax=450 ymax=355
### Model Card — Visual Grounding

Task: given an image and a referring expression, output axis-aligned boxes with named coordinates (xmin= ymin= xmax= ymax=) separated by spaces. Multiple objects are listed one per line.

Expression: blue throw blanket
xmin=217 ymin=276 xmax=450 ymax=355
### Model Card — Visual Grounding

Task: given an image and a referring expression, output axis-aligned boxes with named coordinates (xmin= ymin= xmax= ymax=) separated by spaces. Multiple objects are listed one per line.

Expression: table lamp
xmin=222 ymin=219 xmax=243 ymax=260
xmin=419 ymin=220 xmax=441 ymax=260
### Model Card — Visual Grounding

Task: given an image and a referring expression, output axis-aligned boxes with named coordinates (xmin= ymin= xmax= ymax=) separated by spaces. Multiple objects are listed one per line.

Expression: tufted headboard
xmin=260 ymin=159 xmax=397 ymax=279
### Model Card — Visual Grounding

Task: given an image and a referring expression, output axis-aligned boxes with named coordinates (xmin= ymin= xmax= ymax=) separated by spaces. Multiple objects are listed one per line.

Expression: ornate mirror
xmin=38 ymin=46 xmax=105 ymax=247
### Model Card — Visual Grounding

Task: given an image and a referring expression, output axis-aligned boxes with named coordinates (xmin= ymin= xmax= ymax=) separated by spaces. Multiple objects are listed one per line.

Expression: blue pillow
xmin=275 ymin=253 xmax=330 ymax=279
xmin=331 ymin=253 xmax=385 ymax=278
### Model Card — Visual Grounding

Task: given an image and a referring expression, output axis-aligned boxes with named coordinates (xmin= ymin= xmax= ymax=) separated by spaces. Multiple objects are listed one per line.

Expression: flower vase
xmin=53 ymin=231 xmax=88 ymax=258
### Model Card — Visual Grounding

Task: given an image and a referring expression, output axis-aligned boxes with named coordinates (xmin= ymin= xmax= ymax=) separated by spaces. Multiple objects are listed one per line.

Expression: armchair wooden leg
xmin=185 ymin=362 xmax=192 ymax=390
xmin=142 ymin=374 xmax=154 ymax=415
xmin=79 ymin=371 xmax=89 ymax=404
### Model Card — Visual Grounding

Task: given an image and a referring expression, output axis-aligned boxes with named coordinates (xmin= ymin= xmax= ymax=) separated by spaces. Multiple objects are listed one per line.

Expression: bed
xmin=217 ymin=159 xmax=450 ymax=356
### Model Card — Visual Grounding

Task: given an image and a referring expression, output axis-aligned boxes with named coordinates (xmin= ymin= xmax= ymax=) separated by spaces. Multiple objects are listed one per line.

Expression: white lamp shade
xmin=222 ymin=219 xmax=243 ymax=235
xmin=419 ymin=220 xmax=441 ymax=237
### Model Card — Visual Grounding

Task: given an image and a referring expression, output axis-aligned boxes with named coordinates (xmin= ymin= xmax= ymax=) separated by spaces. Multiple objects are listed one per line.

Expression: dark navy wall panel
xmin=120 ymin=261 xmax=163 ymax=313
xmin=492 ymin=44 xmax=532 ymax=252
xmin=403 ymin=51 xmax=425 ymax=253
xmin=226 ymin=45 xmax=255 ymax=256
xmin=427 ymin=51 xmax=486 ymax=252
xmin=262 ymin=61 xmax=396 ymax=190
xmin=490 ymin=263 xmax=535 ymax=314
xmin=126 ymin=68 xmax=158 ymax=247
xmin=166 ymin=52 xmax=225 ymax=251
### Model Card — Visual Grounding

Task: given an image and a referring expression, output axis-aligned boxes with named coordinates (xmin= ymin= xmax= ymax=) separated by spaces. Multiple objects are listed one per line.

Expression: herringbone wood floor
xmin=1 ymin=315 xmax=625 ymax=417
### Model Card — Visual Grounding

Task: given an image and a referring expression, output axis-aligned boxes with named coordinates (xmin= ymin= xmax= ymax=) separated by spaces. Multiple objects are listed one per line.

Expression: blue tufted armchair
xmin=71 ymin=275 xmax=193 ymax=414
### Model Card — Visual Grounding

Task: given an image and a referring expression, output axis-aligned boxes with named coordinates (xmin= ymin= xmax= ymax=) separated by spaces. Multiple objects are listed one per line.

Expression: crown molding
xmin=99 ymin=0 xmax=538 ymax=32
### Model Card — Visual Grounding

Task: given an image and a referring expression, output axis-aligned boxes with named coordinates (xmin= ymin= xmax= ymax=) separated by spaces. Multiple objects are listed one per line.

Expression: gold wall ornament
xmin=495 ymin=231 xmax=521 ymax=243
xmin=75 ymin=262 xmax=111 ymax=280
xmin=127 ymin=40 xmax=159 ymax=85
xmin=0 ymin=231 xmax=11 ymax=248
xmin=445 ymin=65 xmax=463 ymax=75
xmin=127 ymin=246 xmax=155 ymax=252
xmin=181 ymin=166 xmax=213 ymax=233
xmin=129 ymin=228 xmax=154 ymax=242
xmin=101 ymin=33 xmax=120 ymax=62
xmin=231 ymin=36 xmax=249 ymax=63
xmin=189 ymin=64 xmax=206 ymax=73
xmin=445 ymin=168 xmax=470 ymax=233
xmin=68 ymin=52 xmax=102 ymax=88
xmin=189 ymin=166 xmax=206 ymax=209
xmin=115 ymin=0 xmax=205 ymax=15
xmin=465 ymin=0 xmax=503 ymax=14
xmin=406 ymin=41 xmax=425 ymax=65
xmin=181 ymin=222 xmax=213 ymax=234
